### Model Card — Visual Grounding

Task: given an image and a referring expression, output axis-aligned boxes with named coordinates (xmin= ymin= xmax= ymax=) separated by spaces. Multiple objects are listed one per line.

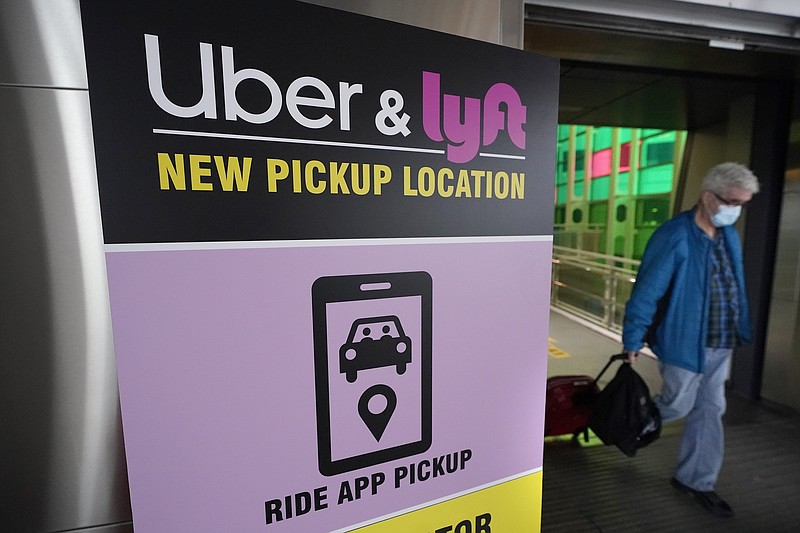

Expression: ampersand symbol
xmin=375 ymin=90 xmax=411 ymax=137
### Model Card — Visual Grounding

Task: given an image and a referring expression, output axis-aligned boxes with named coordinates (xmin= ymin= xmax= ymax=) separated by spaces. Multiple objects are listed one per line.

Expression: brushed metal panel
xmin=526 ymin=0 xmax=800 ymax=41
xmin=0 ymin=84 xmax=130 ymax=532
xmin=762 ymin=183 xmax=800 ymax=411
xmin=673 ymin=0 xmax=800 ymax=18
xmin=0 ymin=0 xmax=87 ymax=88
xmin=2 ymin=0 xmax=130 ymax=531
xmin=67 ymin=524 xmax=133 ymax=533
xmin=302 ymin=0 xmax=522 ymax=48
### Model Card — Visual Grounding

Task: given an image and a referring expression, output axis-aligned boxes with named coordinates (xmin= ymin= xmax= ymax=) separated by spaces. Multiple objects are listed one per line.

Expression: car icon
xmin=339 ymin=315 xmax=412 ymax=383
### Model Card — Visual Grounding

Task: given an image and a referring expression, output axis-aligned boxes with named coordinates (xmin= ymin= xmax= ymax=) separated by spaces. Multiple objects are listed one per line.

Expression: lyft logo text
xmin=422 ymin=71 xmax=527 ymax=163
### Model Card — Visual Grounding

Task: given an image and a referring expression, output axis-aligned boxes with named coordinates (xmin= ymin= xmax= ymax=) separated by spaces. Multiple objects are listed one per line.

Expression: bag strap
xmin=594 ymin=352 xmax=629 ymax=382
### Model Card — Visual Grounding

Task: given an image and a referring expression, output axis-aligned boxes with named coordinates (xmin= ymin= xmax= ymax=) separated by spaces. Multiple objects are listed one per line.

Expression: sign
xmin=80 ymin=0 xmax=558 ymax=531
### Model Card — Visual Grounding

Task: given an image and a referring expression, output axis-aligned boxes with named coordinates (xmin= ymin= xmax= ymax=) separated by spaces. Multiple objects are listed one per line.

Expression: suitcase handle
xmin=594 ymin=352 xmax=629 ymax=382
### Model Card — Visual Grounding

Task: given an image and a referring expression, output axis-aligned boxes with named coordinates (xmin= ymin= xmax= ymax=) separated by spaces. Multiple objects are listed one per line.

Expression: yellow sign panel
xmin=352 ymin=472 xmax=542 ymax=532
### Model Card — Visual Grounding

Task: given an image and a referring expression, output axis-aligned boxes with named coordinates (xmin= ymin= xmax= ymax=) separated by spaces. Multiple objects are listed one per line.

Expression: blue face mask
xmin=710 ymin=204 xmax=741 ymax=227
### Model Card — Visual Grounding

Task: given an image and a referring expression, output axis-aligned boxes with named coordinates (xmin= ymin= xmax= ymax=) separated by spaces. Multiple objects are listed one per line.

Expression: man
xmin=623 ymin=162 xmax=759 ymax=517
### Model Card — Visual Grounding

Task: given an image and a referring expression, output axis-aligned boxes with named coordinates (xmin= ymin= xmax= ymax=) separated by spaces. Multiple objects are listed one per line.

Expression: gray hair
xmin=702 ymin=162 xmax=760 ymax=195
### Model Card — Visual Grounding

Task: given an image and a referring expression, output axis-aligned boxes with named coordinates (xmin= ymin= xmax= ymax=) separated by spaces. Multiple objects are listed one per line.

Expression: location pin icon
xmin=358 ymin=384 xmax=397 ymax=442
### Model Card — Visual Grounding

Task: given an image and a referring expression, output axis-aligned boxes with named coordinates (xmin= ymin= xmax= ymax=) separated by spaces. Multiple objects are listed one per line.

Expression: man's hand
xmin=625 ymin=350 xmax=639 ymax=364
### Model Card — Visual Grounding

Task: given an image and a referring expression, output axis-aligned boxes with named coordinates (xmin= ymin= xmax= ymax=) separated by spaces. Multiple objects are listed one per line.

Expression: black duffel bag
xmin=588 ymin=356 xmax=661 ymax=457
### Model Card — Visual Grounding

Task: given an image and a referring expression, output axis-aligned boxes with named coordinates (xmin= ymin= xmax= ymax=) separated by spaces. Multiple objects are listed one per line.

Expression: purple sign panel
xmin=106 ymin=241 xmax=552 ymax=532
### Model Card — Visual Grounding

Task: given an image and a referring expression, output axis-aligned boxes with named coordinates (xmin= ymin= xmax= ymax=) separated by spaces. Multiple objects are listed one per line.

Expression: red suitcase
xmin=544 ymin=353 xmax=627 ymax=441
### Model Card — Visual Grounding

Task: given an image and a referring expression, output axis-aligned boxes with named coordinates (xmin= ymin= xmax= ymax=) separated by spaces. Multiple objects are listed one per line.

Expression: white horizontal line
xmin=708 ymin=38 xmax=745 ymax=51
xmin=479 ymin=151 xmax=526 ymax=160
xmin=153 ymin=128 xmax=444 ymax=155
xmin=152 ymin=128 xmax=525 ymax=160
xmin=104 ymin=235 xmax=553 ymax=253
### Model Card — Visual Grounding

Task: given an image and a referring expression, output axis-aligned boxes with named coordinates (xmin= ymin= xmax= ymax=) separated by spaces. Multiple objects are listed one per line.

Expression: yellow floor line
xmin=547 ymin=344 xmax=571 ymax=358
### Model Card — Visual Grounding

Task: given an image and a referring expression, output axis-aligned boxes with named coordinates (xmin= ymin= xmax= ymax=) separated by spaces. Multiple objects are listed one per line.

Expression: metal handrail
xmin=551 ymin=247 xmax=641 ymax=333
xmin=552 ymin=245 xmax=640 ymax=273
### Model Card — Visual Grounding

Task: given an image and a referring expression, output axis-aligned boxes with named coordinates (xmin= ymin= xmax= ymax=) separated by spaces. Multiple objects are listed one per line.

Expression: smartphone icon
xmin=312 ymin=272 xmax=432 ymax=476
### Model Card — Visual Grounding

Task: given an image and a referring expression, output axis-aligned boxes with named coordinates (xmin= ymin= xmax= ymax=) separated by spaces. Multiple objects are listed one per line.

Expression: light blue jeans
xmin=654 ymin=347 xmax=732 ymax=492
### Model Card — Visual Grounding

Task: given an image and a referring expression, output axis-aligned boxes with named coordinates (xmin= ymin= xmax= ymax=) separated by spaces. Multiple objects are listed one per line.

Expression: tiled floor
xmin=543 ymin=310 xmax=800 ymax=532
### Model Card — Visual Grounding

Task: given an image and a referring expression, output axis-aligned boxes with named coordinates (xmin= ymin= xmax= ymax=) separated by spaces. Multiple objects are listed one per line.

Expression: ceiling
xmin=523 ymin=14 xmax=800 ymax=131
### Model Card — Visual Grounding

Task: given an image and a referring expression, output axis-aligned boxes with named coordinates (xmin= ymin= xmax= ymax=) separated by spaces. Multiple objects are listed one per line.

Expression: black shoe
xmin=670 ymin=477 xmax=734 ymax=517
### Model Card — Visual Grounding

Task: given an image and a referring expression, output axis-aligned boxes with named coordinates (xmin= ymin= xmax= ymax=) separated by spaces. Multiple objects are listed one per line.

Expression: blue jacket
xmin=622 ymin=209 xmax=752 ymax=373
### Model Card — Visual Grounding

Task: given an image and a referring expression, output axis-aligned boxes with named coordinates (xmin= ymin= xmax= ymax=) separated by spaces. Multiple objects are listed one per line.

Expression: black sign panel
xmin=81 ymin=0 xmax=558 ymax=243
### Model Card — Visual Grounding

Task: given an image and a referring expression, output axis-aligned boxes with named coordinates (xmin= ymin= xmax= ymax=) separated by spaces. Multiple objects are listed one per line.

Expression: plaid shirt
xmin=707 ymin=232 xmax=739 ymax=349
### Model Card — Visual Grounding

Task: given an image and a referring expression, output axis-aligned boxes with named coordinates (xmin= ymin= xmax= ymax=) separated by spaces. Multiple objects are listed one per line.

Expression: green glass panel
xmin=593 ymin=127 xmax=613 ymax=150
xmin=574 ymin=179 xmax=584 ymax=197
xmin=658 ymin=130 xmax=676 ymax=142
xmin=641 ymin=136 xmax=675 ymax=167
xmin=554 ymin=205 xmax=566 ymax=224
xmin=635 ymin=197 xmax=670 ymax=227
xmin=616 ymin=171 xmax=629 ymax=195
xmin=589 ymin=202 xmax=608 ymax=225
xmin=590 ymin=176 xmax=609 ymax=200
xmin=638 ymin=165 xmax=674 ymax=194
xmin=550 ymin=124 xmax=686 ymax=263
xmin=556 ymin=143 xmax=569 ymax=184
xmin=614 ymin=235 xmax=625 ymax=256
xmin=641 ymin=128 xmax=664 ymax=138
xmin=575 ymin=132 xmax=586 ymax=178
xmin=633 ymin=228 xmax=656 ymax=260
xmin=556 ymin=184 xmax=567 ymax=204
